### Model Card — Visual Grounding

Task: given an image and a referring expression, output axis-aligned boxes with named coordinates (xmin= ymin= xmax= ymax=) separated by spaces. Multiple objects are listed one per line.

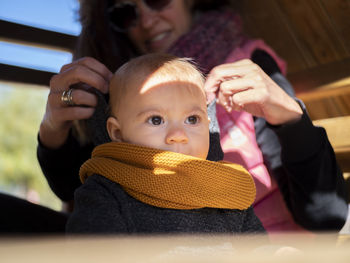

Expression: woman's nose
xmin=165 ymin=127 xmax=189 ymax=144
xmin=138 ymin=3 xmax=158 ymax=29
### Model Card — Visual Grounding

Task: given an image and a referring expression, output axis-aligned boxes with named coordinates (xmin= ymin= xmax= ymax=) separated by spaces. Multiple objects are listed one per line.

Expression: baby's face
xmin=109 ymin=76 xmax=210 ymax=159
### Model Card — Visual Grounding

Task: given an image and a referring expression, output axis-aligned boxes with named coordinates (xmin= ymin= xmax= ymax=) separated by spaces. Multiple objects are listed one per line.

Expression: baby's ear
xmin=107 ymin=116 xmax=122 ymax=142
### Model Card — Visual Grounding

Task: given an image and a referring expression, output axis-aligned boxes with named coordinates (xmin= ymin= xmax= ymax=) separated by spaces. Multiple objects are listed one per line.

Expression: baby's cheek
xmin=134 ymin=133 xmax=164 ymax=149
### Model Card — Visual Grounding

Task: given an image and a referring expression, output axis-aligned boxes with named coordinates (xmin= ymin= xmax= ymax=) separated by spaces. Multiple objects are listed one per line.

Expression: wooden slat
xmin=297 ymin=82 xmax=350 ymax=120
xmin=288 ymin=58 xmax=350 ymax=92
xmin=320 ymin=0 xmax=350 ymax=55
xmin=0 ymin=19 xmax=76 ymax=52
xmin=0 ymin=63 xmax=54 ymax=86
xmin=277 ymin=0 xmax=348 ymax=65
xmin=313 ymin=116 xmax=350 ymax=149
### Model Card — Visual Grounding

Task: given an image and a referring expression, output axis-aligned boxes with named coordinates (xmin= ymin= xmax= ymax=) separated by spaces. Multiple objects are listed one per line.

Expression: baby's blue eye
xmin=148 ymin=116 xmax=163 ymax=125
xmin=186 ymin=115 xmax=199 ymax=125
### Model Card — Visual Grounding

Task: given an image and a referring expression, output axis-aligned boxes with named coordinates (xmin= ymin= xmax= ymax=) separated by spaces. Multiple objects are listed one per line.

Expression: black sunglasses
xmin=108 ymin=0 xmax=172 ymax=32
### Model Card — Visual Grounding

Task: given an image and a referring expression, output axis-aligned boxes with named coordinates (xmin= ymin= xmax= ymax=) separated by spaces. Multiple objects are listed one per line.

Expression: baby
xmin=106 ymin=52 xmax=210 ymax=160
xmin=66 ymin=53 xmax=264 ymax=234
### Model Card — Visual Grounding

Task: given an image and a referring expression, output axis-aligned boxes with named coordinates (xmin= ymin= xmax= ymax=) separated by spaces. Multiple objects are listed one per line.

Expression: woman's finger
xmin=231 ymin=87 xmax=267 ymax=108
xmin=204 ymin=59 xmax=257 ymax=92
xmin=53 ymin=106 xmax=96 ymax=123
xmin=51 ymin=64 xmax=109 ymax=93
xmin=60 ymin=57 xmax=113 ymax=82
xmin=50 ymin=88 xmax=98 ymax=108
xmin=217 ymin=88 xmax=236 ymax=112
xmin=219 ymin=76 xmax=255 ymax=95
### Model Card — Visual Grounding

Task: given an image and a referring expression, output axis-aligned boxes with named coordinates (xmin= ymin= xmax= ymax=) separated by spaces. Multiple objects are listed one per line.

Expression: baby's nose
xmin=165 ymin=127 xmax=188 ymax=144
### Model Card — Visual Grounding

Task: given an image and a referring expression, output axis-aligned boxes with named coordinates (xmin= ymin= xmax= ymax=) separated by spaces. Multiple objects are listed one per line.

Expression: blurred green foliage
xmin=0 ymin=83 xmax=61 ymax=210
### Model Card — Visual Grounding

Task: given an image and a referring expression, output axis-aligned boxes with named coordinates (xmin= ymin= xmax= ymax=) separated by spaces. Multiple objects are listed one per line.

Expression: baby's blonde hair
xmin=109 ymin=53 xmax=205 ymax=114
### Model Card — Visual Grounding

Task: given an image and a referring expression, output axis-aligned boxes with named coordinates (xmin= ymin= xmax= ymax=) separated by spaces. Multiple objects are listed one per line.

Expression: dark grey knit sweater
xmin=66 ymin=174 xmax=265 ymax=234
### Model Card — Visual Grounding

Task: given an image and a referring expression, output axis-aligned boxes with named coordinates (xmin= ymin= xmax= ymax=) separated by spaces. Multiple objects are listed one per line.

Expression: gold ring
xmin=61 ymin=89 xmax=75 ymax=106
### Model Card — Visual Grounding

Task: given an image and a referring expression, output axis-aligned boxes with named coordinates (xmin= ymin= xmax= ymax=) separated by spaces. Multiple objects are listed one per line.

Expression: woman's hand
xmin=204 ymin=59 xmax=303 ymax=125
xmin=39 ymin=57 xmax=113 ymax=149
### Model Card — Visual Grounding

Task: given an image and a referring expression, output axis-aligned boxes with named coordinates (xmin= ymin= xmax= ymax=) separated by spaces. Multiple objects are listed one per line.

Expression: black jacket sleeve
xmin=37 ymin=132 xmax=93 ymax=202
xmin=269 ymin=102 xmax=348 ymax=230
xmin=252 ymin=49 xmax=348 ymax=231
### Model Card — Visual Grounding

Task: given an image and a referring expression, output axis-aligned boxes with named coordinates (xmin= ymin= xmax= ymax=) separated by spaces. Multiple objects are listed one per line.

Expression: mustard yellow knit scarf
xmin=80 ymin=142 xmax=256 ymax=210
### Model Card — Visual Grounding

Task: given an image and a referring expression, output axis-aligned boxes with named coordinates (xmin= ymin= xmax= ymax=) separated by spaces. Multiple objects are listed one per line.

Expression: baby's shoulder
xmin=79 ymin=174 xmax=126 ymax=199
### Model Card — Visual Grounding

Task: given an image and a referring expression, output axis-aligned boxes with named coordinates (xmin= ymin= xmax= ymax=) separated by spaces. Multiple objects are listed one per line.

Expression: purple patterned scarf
xmin=168 ymin=10 xmax=247 ymax=74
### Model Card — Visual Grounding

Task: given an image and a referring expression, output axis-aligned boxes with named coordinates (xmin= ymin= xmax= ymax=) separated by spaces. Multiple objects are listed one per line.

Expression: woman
xmin=38 ymin=0 xmax=348 ymax=232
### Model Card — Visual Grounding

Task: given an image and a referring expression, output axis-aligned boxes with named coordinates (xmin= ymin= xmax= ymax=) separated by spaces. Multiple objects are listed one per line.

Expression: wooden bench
xmin=297 ymin=78 xmax=350 ymax=120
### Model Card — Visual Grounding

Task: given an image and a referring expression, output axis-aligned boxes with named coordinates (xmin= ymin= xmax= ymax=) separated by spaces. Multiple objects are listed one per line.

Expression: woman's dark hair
xmin=75 ymin=0 xmax=232 ymax=72
xmin=75 ymin=0 xmax=137 ymax=72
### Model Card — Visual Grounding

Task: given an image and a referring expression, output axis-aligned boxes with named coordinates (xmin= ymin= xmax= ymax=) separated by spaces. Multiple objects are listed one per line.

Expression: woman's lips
xmin=146 ymin=31 xmax=171 ymax=52
xmin=151 ymin=32 xmax=168 ymax=42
